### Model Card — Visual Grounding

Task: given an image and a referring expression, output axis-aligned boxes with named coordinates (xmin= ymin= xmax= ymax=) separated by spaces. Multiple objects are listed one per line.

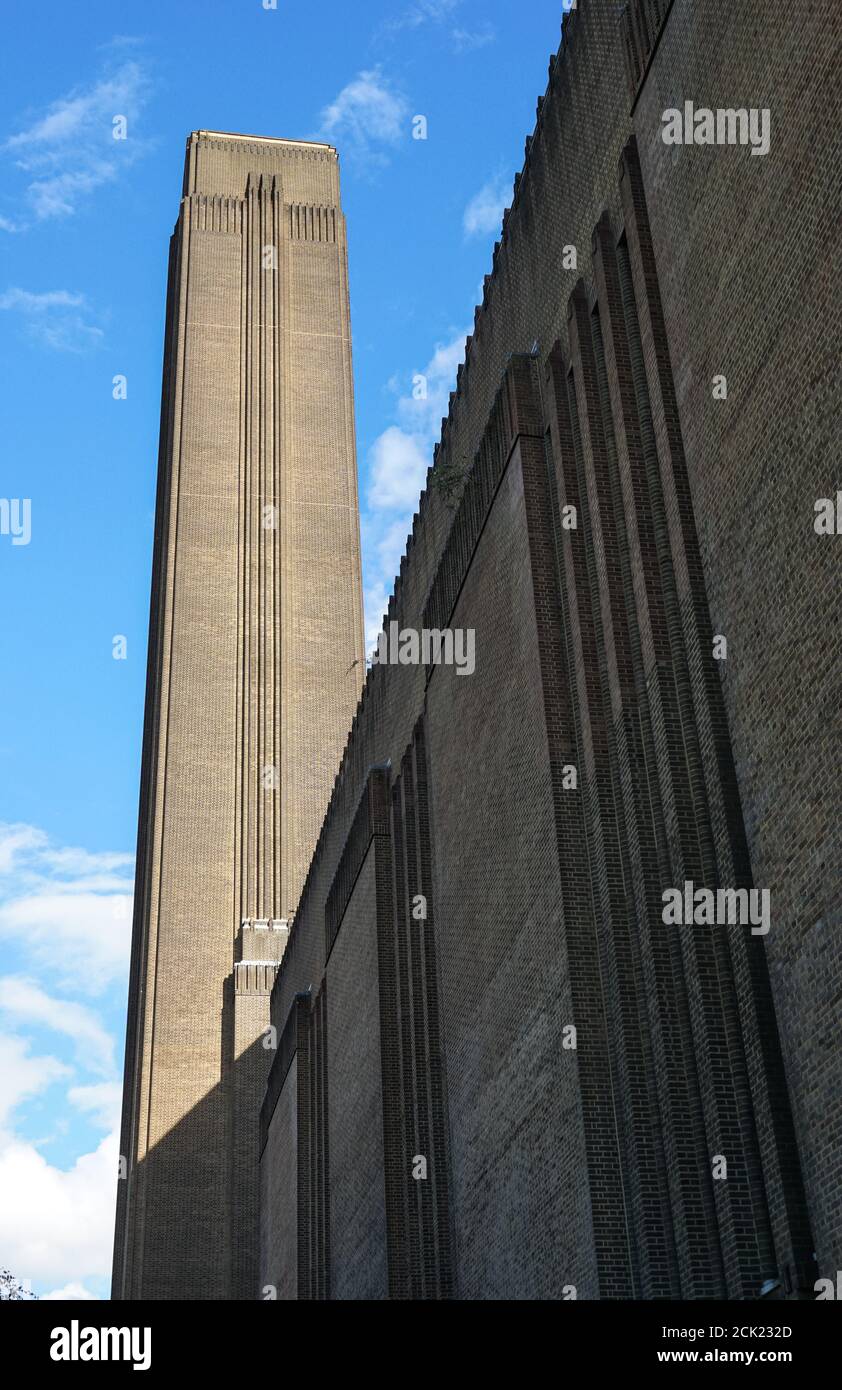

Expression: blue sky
xmin=0 ymin=0 xmax=570 ymax=1298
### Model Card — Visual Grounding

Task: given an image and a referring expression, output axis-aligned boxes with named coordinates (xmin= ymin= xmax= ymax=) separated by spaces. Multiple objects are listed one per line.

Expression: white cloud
xmin=2 ymin=58 xmax=152 ymax=225
xmin=463 ymin=175 xmax=510 ymax=239
xmin=317 ymin=68 xmax=408 ymax=166
xmin=0 ymin=891 xmax=131 ymax=995
xmin=377 ymin=1 xmax=493 ymax=51
xmin=0 ymin=979 xmax=115 ymax=1076
xmin=0 ymin=1128 xmax=118 ymax=1288
xmin=27 ymin=165 xmax=118 ymax=222
xmin=68 ymin=1083 xmax=123 ymax=1132
xmin=368 ymin=427 xmax=429 ymax=511
xmin=97 ymin=36 xmax=148 ymax=55
xmin=367 ymin=332 xmax=467 ymax=514
xmin=363 ymin=578 xmax=391 ymax=653
xmin=40 ymin=847 xmax=134 ymax=877
xmin=408 ymin=0 xmax=461 ymax=20
xmin=382 ymin=0 xmax=460 ymax=35
xmin=0 ymin=289 xmax=84 ymax=313
xmin=361 ymin=517 xmax=416 ymax=625
xmin=0 ymin=1034 xmax=69 ymax=1129
xmin=5 ymin=60 xmax=149 ymax=152
xmin=0 ymin=822 xmax=133 ymax=994
xmin=0 ymin=823 xmax=47 ymax=874
xmin=0 ymin=826 xmax=130 ymax=1295
xmin=41 ymin=1282 xmax=99 ymax=1300
xmin=0 ymin=287 xmax=104 ymax=353
xmin=376 ymin=517 xmax=416 ymax=571
xmin=451 ymin=25 xmax=495 ymax=51
xmin=363 ymin=331 xmax=467 ymax=643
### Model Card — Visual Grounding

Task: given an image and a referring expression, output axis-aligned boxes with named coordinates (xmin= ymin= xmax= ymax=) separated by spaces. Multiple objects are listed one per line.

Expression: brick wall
xmin=326 ymin=855 xmax=389 ymax=1299
xmin=254 ymin=0 xmax=840 ymax=1297
xmin=634 ymin=0 xmax=842 ymax=1278
xmin=114 ymin=131 xmax=364 ymax=1300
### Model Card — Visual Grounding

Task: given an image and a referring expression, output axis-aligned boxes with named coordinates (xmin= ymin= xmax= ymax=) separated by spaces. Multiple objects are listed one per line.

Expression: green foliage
xmin=431 ymin=454 xmax=469 ymax=508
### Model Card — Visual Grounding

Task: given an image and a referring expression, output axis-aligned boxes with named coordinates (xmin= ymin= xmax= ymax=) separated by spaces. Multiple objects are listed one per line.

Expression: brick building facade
xmin=112 ymin=132 xmax=365 ymax=1300
xmin=259 ymin=0 xmax=840 ymax=1299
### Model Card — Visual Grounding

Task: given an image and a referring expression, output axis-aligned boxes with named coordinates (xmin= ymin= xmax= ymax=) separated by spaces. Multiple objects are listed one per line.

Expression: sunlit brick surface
xmin=113 ymin=132 xmax=364 ymax=1301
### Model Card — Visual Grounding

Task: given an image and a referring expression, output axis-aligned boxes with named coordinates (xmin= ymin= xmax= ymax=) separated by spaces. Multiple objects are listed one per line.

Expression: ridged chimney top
xmin=189 ymin=129 xmax=337 ymax=155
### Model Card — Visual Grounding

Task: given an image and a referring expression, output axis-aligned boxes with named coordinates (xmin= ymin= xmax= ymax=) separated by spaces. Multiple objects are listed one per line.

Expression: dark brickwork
xmin=622 ymin=0 xmax=674 ymax=102
xmin=425 ymin=375 xmax=600 ymax=1298
xmin=298 ymin=980 xmax=330 ymax=1300
xmin=258 ymin=0 xmax=840 ymax=1298
xmin=632 ymin=0 xmax=841 ymax=1280
xmin=384 ymin=724 xmax=454 ymax=1298
xmin=326 ymin=851 xmax=388 ymax=1300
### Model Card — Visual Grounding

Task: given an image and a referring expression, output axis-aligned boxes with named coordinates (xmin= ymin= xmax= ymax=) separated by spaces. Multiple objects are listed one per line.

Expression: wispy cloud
xmin=381 ymin=0 xmax=459 ymax=34
xmin=0 ymin=289 xmax=84 ymax=313
xmin=0 ymin=288 xmax=105 ymax=352
xmin=377 ymin=0 xmax=494 ymax=52
xmin=363 ymin=331 xmax=468 ymax=647
xmin=451 ymin=25 xmax=495 ymax=52
xmin=0 ymin=1034 xmax=69 ymax=1131
xmin=463 ymin=174 xmax=510 ymax=239
xmin=0 ymin=824 xmax=47 ymax=874
xmin=0 ymin=979 xmax=116 ymax=1076
xmin=0 ymin=822 xmax=134 ymax=994
xmin=316 ymin=68 xmax=408 ymax=168
xmin=67 ymin=1082 xmax=123 ymax=1132
xmin=2 ymin=56 xmax=152 ymax=226
xmin=0 ymin=891 xmax=131 ymax=996
xmin=96 ymin=35 xmax=148 ymax=55
xmin=40 ymin=847 xmax=134 ymax=878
